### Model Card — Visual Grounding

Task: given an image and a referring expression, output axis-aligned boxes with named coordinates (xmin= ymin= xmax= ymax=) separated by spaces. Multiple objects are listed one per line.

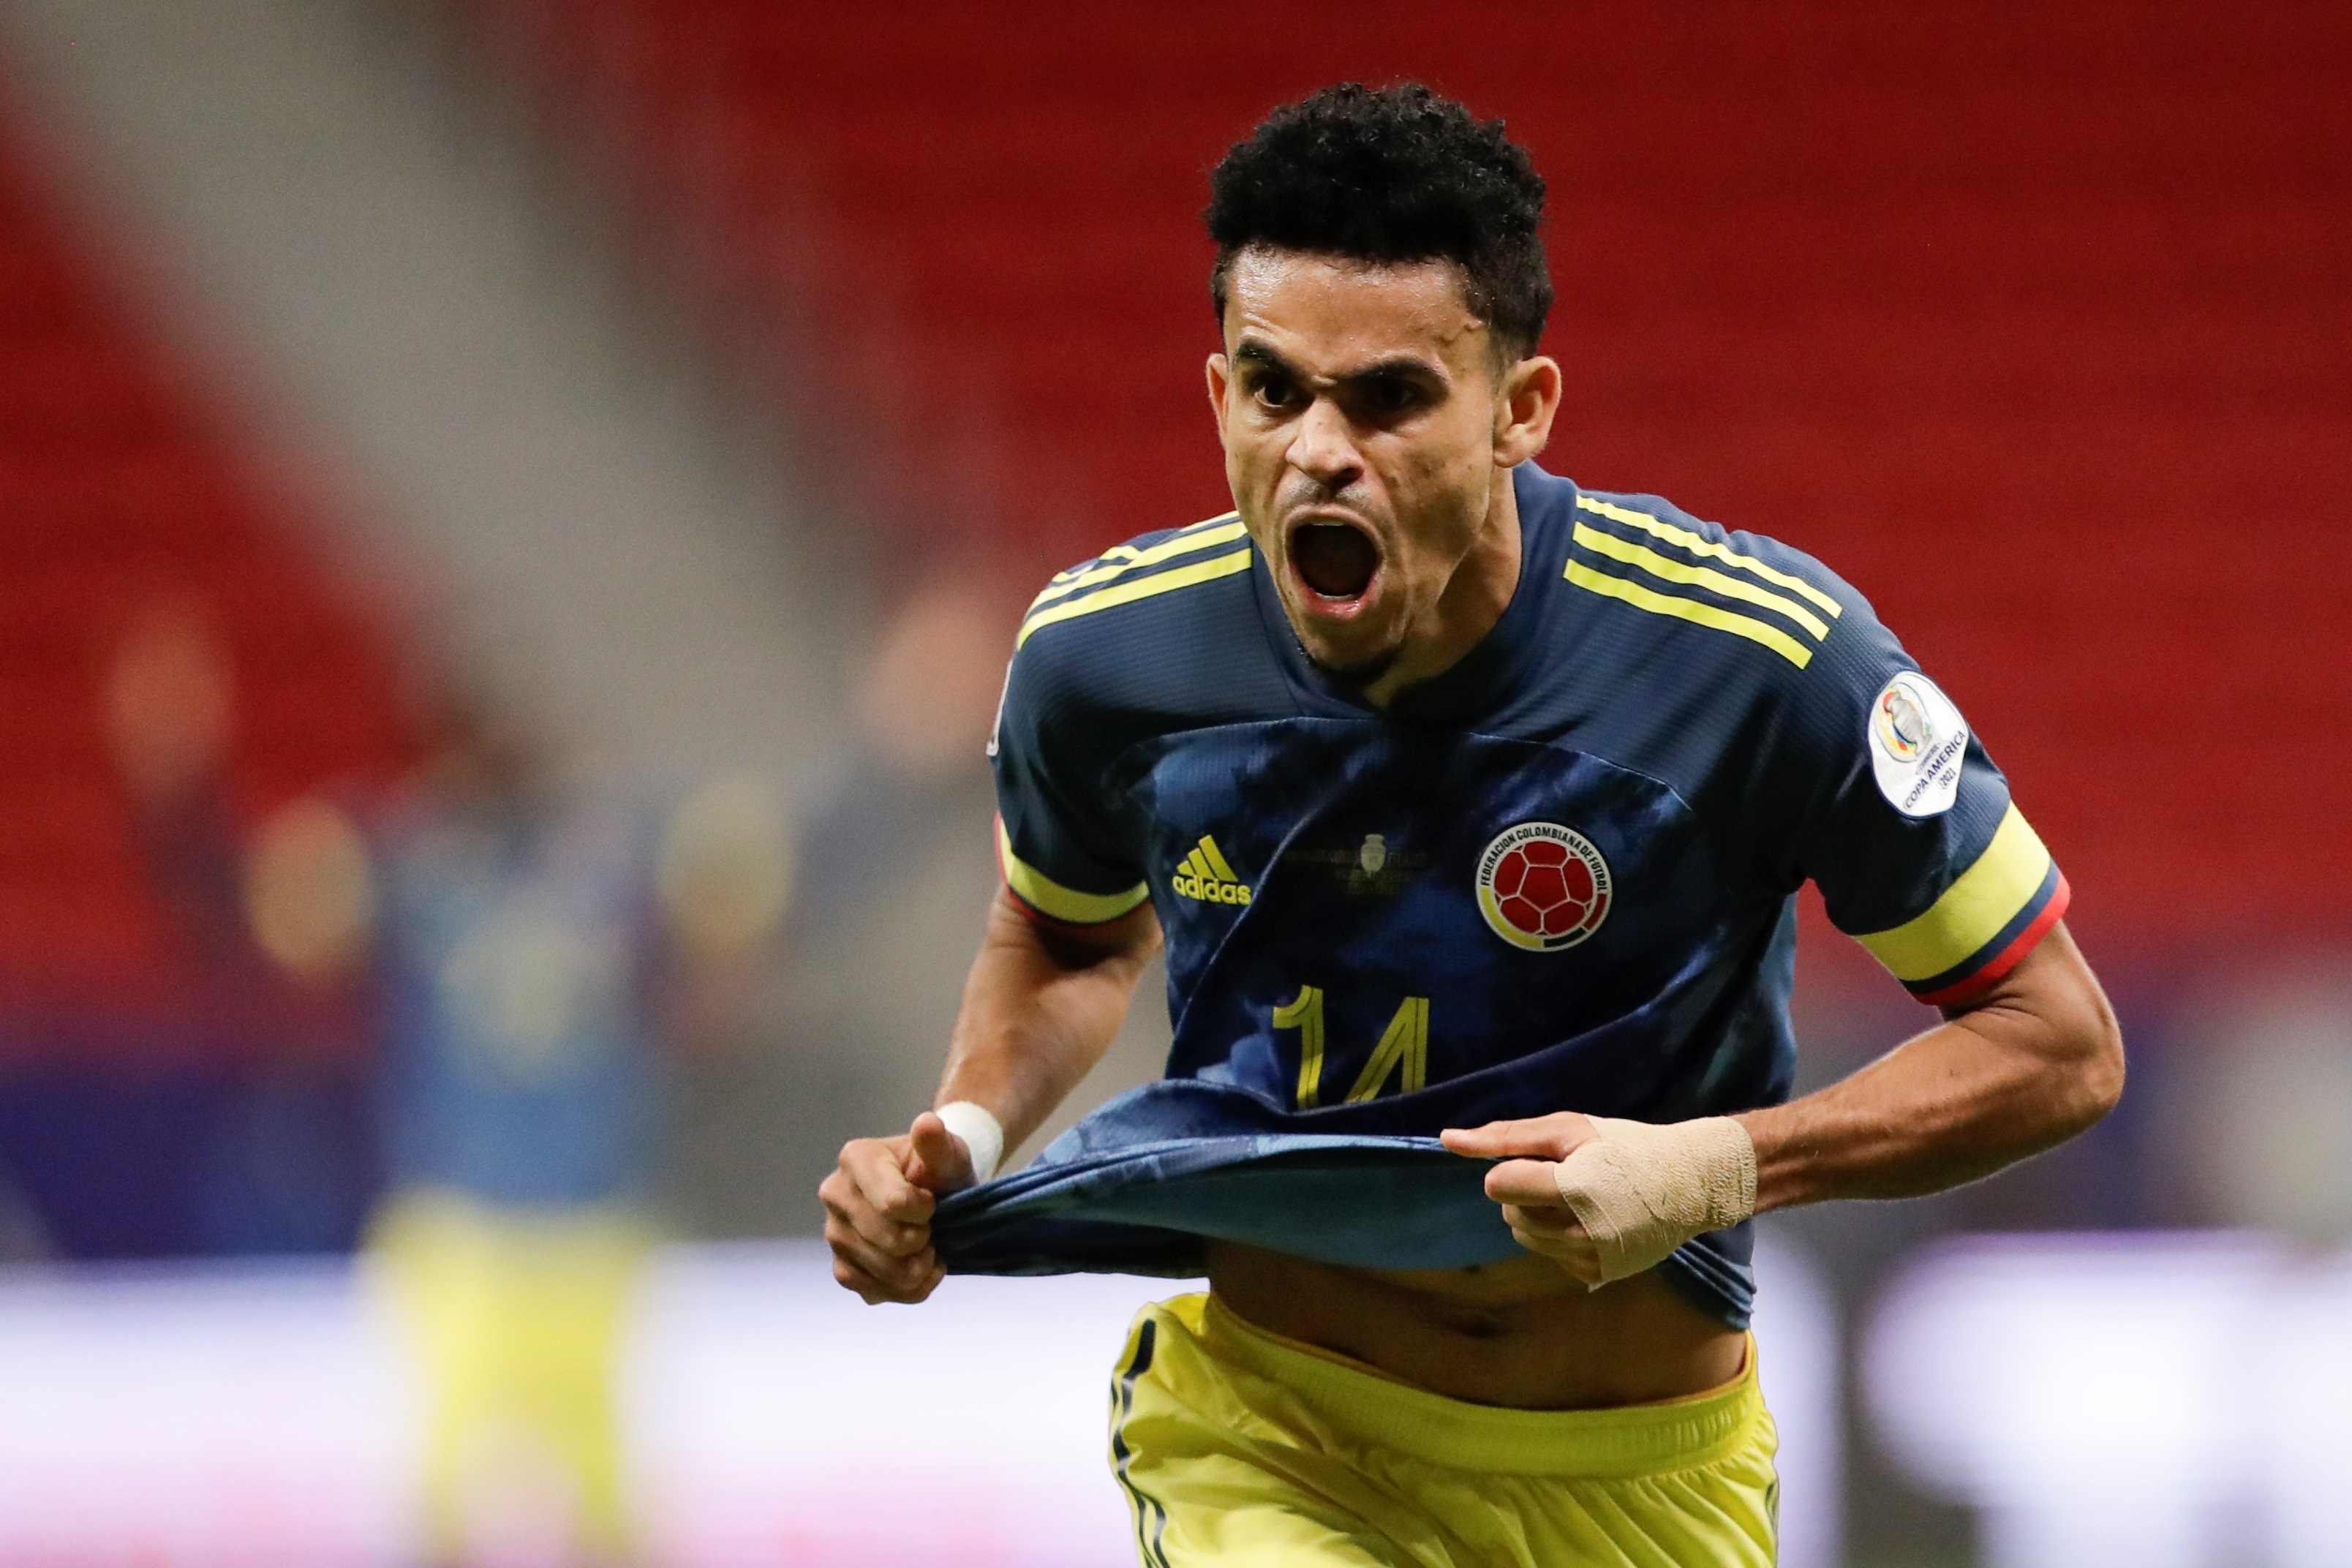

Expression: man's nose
xmin=1286 ymin=396 xmax=1362 ymax=490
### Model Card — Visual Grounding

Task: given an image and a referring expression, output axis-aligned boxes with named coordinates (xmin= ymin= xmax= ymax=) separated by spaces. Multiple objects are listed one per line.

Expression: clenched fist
xmin=818 ymin=1112 xmax=978 ymax=1305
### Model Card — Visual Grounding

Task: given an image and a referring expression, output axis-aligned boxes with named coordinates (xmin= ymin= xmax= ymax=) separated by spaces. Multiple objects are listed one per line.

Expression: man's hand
xmin=1444 ymin=1111 xmax=1759 ymax=1290
xmin=1441 ymin=1112 xmax=1607 ymax=1286
xmin=819 ymin=1112 xmax=977 ymax=1305
xmin=818 ymin=887 xmax=1159 ymax=1307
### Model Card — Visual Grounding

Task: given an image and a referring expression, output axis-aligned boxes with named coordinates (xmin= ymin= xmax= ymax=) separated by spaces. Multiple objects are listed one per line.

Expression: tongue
xmin=1292 ymin=524 xmax=1379 ymax=599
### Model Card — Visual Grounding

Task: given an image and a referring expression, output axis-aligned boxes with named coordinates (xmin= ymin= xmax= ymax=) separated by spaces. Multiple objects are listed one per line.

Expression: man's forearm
xmin=1736 ymin=923 xmax=2124 ymax=1213
xmin=934 ymin=887 xmax=1160 ymax=1156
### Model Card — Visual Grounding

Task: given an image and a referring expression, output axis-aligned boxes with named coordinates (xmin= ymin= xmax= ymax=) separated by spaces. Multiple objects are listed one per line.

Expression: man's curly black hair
xmin=1205 ymin=83 xmax=1553 ymax=364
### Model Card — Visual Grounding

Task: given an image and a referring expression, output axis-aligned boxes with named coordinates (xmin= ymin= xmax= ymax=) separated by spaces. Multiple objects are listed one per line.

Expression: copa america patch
xmin=1869 ymin=671 xmax=1967 ymax=818
xmin=1474 ymin=822 xmax=1611 ymax=951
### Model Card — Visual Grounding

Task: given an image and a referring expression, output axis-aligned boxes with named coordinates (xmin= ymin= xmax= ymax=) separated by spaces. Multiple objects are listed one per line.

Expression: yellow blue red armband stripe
xmin=996 ymin=816 xmax=1150 ymax=926
xmin=1855 ymin=805 xmax=2070 ymax=1004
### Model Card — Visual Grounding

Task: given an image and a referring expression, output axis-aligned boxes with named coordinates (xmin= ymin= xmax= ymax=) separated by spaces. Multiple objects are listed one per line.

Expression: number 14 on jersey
xmin=1273 ymin=985 xmax=1429 ymax=1109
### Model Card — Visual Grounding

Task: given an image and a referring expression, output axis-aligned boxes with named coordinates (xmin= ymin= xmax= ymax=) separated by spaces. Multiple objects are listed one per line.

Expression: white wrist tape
xmin=933 ymin=1101 xmax=1004 ymax=1186
xmin=1551 ymin=1115 xmax=1757 ymax=1285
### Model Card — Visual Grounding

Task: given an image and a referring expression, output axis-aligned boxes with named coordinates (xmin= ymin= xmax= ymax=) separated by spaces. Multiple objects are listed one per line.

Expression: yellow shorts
xmin=1108 ymin=1293 xmax=1777 ymax=1568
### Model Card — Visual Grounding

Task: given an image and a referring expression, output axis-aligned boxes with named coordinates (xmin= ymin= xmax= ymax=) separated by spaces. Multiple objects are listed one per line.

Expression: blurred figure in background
xmin=792 ymin=571 xmax=1017 ymax=913
xmin=91 ymin=603 xmax=378 ymax=1257
xmin=706 ymin=575 xmax=1039 ymax=1211
xmin=113 ymin=609 xmax=790 ymax=1568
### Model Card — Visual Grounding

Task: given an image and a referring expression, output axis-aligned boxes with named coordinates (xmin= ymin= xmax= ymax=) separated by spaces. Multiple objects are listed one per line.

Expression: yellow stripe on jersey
xmin=1575 ymin=495 xmax=1842 ymax=619
xmin=1030 ymin=517 xmax=1248 ymax=610
xmin=1856 ymin=806 xmax=2054 ymax=981
xmin=1564 ymin=561 xmax=1817 ymax=668
xmin=997 ymin=819 xmax=1150 ymax=924
xmin=1017 ymin=548 xmax=1254 ymax=648
xmin=1571 ymin=523 xmax=1833 ymax=641
xmin=1052 ymin=511 xmax=1241 ymax=577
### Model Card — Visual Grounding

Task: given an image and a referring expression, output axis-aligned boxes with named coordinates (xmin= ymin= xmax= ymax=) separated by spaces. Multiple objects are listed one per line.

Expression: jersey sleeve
xmin=1791 ymin=608 xmax=2070 ymax=1005
xmin=987 ymin=634 xmax=1151 ymax=927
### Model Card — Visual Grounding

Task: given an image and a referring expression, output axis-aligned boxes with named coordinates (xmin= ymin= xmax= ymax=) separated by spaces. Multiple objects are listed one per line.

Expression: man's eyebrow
xmin=1343 ymin=357 xmax=1447 ymax=386
xmin=1232 ymin=339 xmax=1297 ymax=376
xmin=1232 ymin=339 xmax=1446 ymax=386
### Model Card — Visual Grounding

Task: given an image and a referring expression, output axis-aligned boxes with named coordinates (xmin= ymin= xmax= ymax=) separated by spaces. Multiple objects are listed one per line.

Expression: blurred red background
xmin=461 ymin=0 xmax=2351 ymax=965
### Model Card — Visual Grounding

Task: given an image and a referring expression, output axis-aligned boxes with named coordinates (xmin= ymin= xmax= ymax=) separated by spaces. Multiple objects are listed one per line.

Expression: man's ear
xmin=1493 ymin=355 xmax=1563 ymax=466
xmin=1205 ymin=351 xmax=1232 ymax=426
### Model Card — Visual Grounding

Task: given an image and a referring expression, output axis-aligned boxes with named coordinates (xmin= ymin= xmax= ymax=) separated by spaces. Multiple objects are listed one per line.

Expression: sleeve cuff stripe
xmin=1855 ymin=804 xmax=2052 ymax=981
xmin=995 ymin=818 xmax=1150 ymax=925
xmin=1910 ymin=872 xmax=2070 ymax=1006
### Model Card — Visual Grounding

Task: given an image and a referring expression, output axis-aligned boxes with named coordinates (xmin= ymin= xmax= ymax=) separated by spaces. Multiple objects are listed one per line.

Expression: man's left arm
xmin=1741 ymin=918 xmax=2120 ymax=1210
xmin=1444 ymin=926 xmax=2122 ymax=1288
xmin=1448 ymin=921 xmax=2119 ymax=1283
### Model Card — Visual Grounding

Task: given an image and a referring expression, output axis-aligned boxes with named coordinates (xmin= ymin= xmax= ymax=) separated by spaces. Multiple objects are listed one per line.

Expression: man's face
xmin=1208 ymin=248 xmax=1539 ymax=683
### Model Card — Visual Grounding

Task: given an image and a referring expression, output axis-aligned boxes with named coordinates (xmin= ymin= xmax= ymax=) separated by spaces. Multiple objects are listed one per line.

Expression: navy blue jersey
xmin=933 ymin=462 xmax=2068 ymax=1326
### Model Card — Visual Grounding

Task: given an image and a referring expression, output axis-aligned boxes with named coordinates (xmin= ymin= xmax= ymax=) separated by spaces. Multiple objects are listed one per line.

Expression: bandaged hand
xmin=1441 ymin=1113 xmax=1757 ymax=1289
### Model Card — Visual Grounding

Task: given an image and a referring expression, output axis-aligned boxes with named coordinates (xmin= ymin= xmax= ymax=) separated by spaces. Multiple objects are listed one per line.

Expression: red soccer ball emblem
xmin=1475 ymin=823 xmax=1612 ymax=951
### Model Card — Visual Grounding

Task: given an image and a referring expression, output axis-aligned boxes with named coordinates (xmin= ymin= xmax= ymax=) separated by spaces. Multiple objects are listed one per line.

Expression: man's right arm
xmin=818 ymin=885 xmax=1161 ymax=1304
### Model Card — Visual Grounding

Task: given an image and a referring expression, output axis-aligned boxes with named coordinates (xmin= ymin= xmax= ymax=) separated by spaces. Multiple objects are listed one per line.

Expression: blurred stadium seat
xmin=0 ymin=85 xmax=417 ymax=1047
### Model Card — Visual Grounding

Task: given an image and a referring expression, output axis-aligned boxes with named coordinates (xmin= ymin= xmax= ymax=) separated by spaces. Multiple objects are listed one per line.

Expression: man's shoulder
xmin=1510 ymin=476 xmax=1909 ymax=812
xmin=1007 ymin=508 xmax=1284 ymax=709
xmin=1016 ymin=509 xmax=1257 ymax=654
xmin=1543 ymin=480 xmax=1874 ymax=692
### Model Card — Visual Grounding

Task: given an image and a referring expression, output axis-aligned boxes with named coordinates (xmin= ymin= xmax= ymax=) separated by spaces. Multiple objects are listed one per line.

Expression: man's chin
xmin=1300 ymin=638 xmax=1401 ymax=690
xmin=1284 ymin=587 xmax=1404 ymax=688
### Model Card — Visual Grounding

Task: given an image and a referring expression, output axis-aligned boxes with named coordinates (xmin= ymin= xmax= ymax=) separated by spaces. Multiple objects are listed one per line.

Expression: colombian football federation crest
xmin=1474 ymin=822 xmax=1610 ymax=951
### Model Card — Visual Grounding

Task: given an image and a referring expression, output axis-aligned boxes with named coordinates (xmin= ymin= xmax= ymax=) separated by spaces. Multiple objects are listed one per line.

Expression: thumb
xmin=1485 ymin=1157 xmax=1573 ymax=1207
xmin=906 ymin=1111 xmax=976 ymax=1195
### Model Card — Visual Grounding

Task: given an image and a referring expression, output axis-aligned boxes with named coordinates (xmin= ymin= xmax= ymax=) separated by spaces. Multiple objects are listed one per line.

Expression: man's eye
xmin=1368 ymin=380 xmax=1420 ymax=414
xmin=1253 ymin=379 xmax=1298 ymax=409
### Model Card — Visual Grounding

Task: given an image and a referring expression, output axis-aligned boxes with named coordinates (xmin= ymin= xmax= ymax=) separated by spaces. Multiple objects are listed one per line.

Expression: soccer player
xmin=820 ymin=83 xmax=2122 ymax=1566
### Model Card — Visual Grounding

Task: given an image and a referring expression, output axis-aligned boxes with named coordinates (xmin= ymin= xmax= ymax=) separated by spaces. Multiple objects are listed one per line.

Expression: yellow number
xmin=1273 ymin=987 xmax=1427 ymax=1108
xmin=1273 ymin=984 xmax=1325 ymax=1107
xmin=1346 ymin=995 xmax=1428 ymax=1103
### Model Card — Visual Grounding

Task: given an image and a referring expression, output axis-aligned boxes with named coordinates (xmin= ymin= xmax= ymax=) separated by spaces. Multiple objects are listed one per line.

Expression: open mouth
xmin=1289 ymin=521 xmax=1380 ymax=604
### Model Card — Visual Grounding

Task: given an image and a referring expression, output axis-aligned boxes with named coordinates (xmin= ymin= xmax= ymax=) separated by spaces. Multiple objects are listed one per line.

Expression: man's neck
xmin=1358 ymin=468 xmax=1524 ymax=709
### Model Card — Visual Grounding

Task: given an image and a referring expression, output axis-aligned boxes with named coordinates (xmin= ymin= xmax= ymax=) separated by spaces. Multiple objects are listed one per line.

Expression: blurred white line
xmin=0 ymin=1240 xmax=1846 ymax=1567
xmin=1861 ymin=1231 xmax=2352 ymax=1568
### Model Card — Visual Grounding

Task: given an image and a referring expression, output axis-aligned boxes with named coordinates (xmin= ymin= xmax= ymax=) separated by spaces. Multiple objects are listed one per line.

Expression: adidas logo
xmin=1172 ymin=835 xmax=1253 ymax=905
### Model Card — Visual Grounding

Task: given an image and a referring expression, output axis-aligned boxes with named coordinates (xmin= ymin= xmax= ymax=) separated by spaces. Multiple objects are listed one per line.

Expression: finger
xmin=906 ymin=1112 xmax=976 ymax=1195
xmin=824 ymin=1208 xmax=927 ymax=1275
xmin=1442 ymin=1113 xmax=1597 ymax=1162
xmin=1485 ymin=1157 xmax=1572 ymax=1207
xmin=841 ymin=1138 xmax=935 ymax=1224
xmin=832 ymin=1251 xmax=943 ymax=1306
xmin=1499 ymin=1202 xmax=1584 ymax=1242
xmin=1503 ymin=1223 xmax=1603 ymax=1287
xmin=818 ymin=1164 xmax=913 ymax=1235
xmin=1439 ymin=1117 xmax=1558 ymax=1157
xmin=821 ymin=1158 xmax=930 ymax=1253
xmin=826 ymin=1215 xmax=940 ymax=1295
xmin=831 ymin=1254 xmax=894 ymax=1305
xmin=1547 ymin=1248 xmax=1606 ymax=1291
xmin=821 ymin=1183 xmax=930 ymax=1257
